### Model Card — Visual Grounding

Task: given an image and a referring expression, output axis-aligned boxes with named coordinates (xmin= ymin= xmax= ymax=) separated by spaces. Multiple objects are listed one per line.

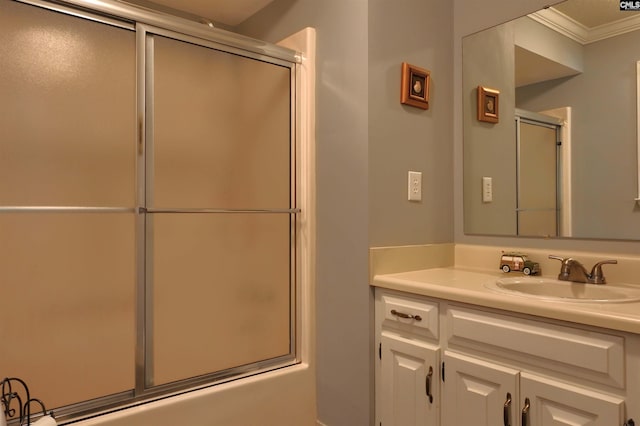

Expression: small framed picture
xmin=401 ymin=62 xmax=430 ymax=110
xmin=477 ymin=86 xmax=499 ymax=123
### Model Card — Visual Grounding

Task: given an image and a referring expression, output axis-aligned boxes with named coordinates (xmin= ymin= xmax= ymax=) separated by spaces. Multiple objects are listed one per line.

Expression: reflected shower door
xmin=517 ymin=119 xmax=559 ymax=237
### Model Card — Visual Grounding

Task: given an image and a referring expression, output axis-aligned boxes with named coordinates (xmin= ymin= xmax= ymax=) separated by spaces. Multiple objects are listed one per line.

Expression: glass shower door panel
xmin=518 ymin=122 xmax=558 ymax=236
xmin=0 ymin=0 xmax=136 ymax=411
xmin=150 ymin=214 xmax=292 ymax=385
xmin=0 ymin=0 xmax=136 ymax=207
xmin=151 ymin=35 xmax=291 ymax=210
xmin=517 ymin=210 xmax=558 ymax=237
xmin=0 ymin=213 xmax=135 ymax=408
xmin=149 ymin=34 xmax=294 ymax=386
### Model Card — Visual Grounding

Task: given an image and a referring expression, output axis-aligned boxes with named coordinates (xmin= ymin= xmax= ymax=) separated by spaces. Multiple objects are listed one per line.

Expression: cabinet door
xmin=443 ymin=351 xmax=519 ymax=426
xmin=379 ymin=334 xmax=439 ymax=426
xmin=520 ymin=372 xmax=624 ymax=426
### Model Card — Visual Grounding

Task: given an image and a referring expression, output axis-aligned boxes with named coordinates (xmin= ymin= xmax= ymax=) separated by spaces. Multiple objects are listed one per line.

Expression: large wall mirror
xmin=463 ymin=0 xmax=640 ymax=241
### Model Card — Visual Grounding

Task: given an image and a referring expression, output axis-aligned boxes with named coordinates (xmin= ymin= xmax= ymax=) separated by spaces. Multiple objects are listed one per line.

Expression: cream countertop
xmin=372 ymin=267 xmax=640 ymax=335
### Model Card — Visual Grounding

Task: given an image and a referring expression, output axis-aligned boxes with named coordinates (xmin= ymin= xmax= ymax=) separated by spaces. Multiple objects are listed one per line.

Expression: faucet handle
xmin=590 ymin=260 xmax=617 ymax=284
xmin=549 ymin=255 xmax=572 ymax=280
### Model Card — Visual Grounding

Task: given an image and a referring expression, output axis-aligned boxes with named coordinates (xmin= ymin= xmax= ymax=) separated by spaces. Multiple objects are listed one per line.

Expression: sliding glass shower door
xmin=516 ymin=117 xmax=560 ymax=237
xmin=144 ymin=33 xmax=296 ymax=387
xmin=1 ymin=0 xmax=299 ymax=417
xmin=0 ymin=0 xmax=137 ymax=408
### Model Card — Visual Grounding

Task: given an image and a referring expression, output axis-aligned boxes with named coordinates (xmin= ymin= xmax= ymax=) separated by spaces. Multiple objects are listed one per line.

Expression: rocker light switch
xmin=482 ymin=177 xmax=493 ymax=202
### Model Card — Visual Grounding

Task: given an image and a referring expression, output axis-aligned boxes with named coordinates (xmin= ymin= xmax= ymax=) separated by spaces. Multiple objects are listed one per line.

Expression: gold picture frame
xmin=401 ymin=62 xmax=430 ymax=110
xmin=477 ymin=86 xmax=499 ymax=123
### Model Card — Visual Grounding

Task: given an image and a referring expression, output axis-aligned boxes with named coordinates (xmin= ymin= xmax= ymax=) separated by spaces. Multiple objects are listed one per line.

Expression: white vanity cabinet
xmin=443 ymin=352 xmax=624 ymax=425
xmin=442 ymin=351 xmax=519 ymax=425
xmin=374 ymin=287 xmax=638 ymax=426
xmin=444 ymin=304 xmax=627 ymax=426
xmin=375 ymin=290 xmax=441 ymax=426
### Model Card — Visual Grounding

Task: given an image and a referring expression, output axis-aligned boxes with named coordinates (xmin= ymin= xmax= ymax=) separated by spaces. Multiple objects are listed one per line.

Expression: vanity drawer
xmin=379 ymin=291 xmax=439 ymax=340
xmin=446 ymin=305 xmax=625 ymax=388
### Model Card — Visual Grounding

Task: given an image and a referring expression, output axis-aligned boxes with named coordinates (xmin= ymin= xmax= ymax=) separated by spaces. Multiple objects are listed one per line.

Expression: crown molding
xmin=530 ymin=7 xmax=640 ymax=44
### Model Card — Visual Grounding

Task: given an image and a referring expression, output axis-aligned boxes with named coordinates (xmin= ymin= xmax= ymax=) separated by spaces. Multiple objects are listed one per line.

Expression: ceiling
xmin=122 ymin=0 xmax=276 ymax=26
xmin=125 ymin=0 xmax=626 ymax=29
xmin=553 ymin=0 xmax=624 ymax=28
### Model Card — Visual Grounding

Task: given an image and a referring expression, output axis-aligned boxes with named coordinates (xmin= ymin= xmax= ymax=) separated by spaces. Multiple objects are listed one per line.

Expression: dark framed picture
xmin=401 ymin=62 xmax=430 ymax=110
xmin=477 ymin=86 xmax=499 ymax=123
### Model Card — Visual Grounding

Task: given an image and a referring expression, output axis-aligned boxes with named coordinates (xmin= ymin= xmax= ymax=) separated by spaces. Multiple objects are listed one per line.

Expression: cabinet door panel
xmin=443 ymin=351 xmax=519 ymax=426
xmin=380 ymin=334 xmax=439 ymax=426
xmin=520 ymin=372 xmax=624 ymax=426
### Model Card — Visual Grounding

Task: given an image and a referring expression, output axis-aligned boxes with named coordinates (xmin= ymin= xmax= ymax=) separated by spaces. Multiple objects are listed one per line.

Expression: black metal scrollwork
xmin=1 ymin=377 xmax=54 ymax=425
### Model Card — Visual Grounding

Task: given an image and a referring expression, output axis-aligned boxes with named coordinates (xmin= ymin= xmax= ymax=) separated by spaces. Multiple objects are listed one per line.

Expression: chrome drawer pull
xmin=522 ymin=397 xmax=530 ymax=426
xmin=425 ymin=366 xmax=434 ymax=404
xmin=390 ymin=309 xmax=422 ymax=321
xmin=503 ymin=392 xmax=512 ymax=426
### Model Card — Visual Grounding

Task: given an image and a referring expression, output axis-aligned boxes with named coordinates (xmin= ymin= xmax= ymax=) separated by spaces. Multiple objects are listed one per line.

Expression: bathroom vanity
xmin=373 ymin=268 xmax=640 ymax=426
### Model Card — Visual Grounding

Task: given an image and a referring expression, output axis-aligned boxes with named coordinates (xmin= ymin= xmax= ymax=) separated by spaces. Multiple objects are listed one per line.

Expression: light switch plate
xmin=482 ymin=176 xmax=493 ymax=202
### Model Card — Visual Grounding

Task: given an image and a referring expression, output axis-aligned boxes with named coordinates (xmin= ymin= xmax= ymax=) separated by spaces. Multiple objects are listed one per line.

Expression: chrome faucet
xmin=548 ymin=255 xmax=617 ymax=284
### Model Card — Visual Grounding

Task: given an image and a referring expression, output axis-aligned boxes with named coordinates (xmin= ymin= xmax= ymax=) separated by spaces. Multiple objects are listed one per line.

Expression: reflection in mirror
xmin=463 ymin=0 xmax=640 ymax=241
xmin=516 ymin=109 xmax=562 ymax=237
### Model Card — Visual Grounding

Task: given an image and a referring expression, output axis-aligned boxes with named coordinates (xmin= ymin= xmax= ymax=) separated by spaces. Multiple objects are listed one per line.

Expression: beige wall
xmin=368 ymin=0 xmax=454 ymax=247
xmin=455 ymin=0 xmax=552 ymax=246
xmin=462 ymin=22 xmax=517 ymax=235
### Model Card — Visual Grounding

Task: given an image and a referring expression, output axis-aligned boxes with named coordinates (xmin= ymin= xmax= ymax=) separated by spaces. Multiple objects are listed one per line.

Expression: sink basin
xmin=484 ymin=277 xmax=640 ymax=303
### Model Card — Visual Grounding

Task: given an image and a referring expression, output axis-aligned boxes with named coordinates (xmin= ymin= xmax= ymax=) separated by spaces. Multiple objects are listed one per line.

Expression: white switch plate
xmin=408 ymin=171 xmax=422 ymax=201
xmin=482 ymin=176 xmax=493 ymax=202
